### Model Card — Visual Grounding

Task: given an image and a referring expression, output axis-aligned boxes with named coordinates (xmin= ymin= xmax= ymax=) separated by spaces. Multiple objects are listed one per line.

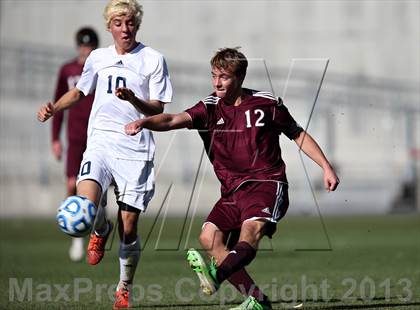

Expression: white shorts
xmin=77 ymin=147 xmax=155 ymax=212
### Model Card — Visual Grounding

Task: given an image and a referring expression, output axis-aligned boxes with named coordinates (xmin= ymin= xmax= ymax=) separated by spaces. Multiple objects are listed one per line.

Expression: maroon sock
xmin=228 ymin=268 xmax=267 ymax=301
xmin=216 ymin=241 xmax=256 ymax=283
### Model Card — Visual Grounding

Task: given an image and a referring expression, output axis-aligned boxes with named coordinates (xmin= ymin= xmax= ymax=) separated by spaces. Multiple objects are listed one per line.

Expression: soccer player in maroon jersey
xmin=51 ymin=27 xmax=99 ymax=261
xmin=125 ymin=48 xmax=339 ymax=310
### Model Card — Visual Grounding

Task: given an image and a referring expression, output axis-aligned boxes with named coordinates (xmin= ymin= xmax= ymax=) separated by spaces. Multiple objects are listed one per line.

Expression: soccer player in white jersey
xmin=37 ymin=0 xmax=172 ymax=308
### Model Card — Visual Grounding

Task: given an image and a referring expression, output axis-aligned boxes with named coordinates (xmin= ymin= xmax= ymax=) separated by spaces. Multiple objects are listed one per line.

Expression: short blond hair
xmin=211 ymin=47 xmax=248 ymax=80
xmin=103 ymin=0 xmax=143 ymax=30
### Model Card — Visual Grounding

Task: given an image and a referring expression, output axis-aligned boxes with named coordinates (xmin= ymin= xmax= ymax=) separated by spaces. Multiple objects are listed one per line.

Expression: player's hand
xmin=125 ymin=120 xmax=143 ymax=135
xmin=52 ymin=140 xmax=62 ymax=161
xmin=37 ymin=102 xmax=55 ymax=122
xmin=323 ymin=166 xmax=339 ymax=192
xmin=115 ymin=87 xmax=135 ymax=102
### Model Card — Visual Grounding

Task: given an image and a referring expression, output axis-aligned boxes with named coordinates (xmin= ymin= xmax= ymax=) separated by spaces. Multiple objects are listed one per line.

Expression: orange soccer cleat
xmin=87 ymin=221 xmax=113 ymax=265
xmin=113 ymin=285 xmax=131 ymax=309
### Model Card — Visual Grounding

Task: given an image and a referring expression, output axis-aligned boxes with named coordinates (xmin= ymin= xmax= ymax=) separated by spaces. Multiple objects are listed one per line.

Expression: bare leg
xmin=77 ymin=179 xmax=110 ymax=235
xmin=66 ymin=176 xmax=77 ymax=197
xmin=199 ymin=223 xmax=229 ymax=263
xmin=76 ymin=179 xmax=102 ymax=207
xmin=238 ymin=219 xmax=267 ymax=248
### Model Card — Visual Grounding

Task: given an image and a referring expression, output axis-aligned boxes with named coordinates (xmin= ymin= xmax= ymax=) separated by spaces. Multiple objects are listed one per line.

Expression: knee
xmin=240 ymin=220 xmax=265 ymax=247
xmin=76 ymin=180 xmax=102 ymax=206
xmin=241 ymin=220 xmax=260 ymax=234
xmin=199 ymin=231 xmax=214 ymax=250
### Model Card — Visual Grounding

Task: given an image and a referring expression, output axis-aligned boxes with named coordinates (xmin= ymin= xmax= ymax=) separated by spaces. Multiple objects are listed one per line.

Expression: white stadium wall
xmin=0 ymin=0 xmax=419 ymax=217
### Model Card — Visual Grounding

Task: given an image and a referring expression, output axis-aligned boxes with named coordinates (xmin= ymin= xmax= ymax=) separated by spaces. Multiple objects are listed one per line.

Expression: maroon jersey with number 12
xmin=185 ymin=88 xmax=303 ymax=197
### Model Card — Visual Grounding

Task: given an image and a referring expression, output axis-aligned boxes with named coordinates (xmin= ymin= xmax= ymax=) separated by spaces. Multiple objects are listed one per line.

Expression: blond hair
xmin=103 ymin=0 xmax=143 ymax=30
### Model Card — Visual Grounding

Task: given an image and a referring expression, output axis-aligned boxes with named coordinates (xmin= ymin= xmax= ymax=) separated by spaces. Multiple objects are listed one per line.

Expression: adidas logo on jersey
xmin=216 ymin=118 xmax=225 ymax=125
xmin=115 ymin=60 xmax=123 ymax=66
xmin=261 ymin=207 xmax=271 ymax=214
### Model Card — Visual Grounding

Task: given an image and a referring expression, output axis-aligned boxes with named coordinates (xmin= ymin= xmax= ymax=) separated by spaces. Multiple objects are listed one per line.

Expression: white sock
xmin=69 ymin=237 xmax=84 ymax=261
xmin=72 ymin=237 xmax=84 ymax=247
xmin=118 ymin=237 xmax=141 ymax=288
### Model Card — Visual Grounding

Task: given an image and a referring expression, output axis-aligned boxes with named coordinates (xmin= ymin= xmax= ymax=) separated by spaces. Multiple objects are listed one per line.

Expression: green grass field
xmin=1 ymin=215 xmax=419 ymax=309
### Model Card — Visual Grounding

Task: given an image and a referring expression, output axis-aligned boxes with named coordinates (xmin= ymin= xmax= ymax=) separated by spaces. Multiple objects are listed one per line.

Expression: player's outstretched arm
xmin=294 ymin=130 xmax=340 ymax=192
xmin=125 ymin=112 xmax=192 ymax=135
xmin=115 ymin=87 xmax=164 ymax=116
xmin=37 ymin=88 xmax=84 ymax=122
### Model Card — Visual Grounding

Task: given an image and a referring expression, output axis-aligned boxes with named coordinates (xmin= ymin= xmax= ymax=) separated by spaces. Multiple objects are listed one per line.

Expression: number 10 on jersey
xmin=107 ymin=75 xmax=127 ymax=93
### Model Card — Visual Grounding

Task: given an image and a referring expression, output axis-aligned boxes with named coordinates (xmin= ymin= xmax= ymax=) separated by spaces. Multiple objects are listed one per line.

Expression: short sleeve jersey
xmin=52 ymin=59 xmax=94 ymax=143
xmin=76 ymin=43 xmax=173 ymax=160
xmin=185 ymin=89 xmax=303 ymax=196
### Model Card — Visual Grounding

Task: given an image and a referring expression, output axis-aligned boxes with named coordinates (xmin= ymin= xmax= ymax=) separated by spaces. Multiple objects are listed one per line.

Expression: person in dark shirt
xmin=52 ymin=27 xmax=99 ymax=261
xmin=125 ymin=47 xmax=339 ymax=310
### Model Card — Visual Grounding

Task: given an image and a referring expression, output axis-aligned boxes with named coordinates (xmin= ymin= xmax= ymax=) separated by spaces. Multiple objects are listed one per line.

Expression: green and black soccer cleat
xmin=186 ymin=248 xmax=219 ymax=295
xmin=229 ymin=296 xmax=272 ymax=310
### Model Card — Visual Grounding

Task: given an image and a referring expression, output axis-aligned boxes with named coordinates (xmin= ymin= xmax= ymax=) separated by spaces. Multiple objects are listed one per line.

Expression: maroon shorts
xmin=206 ymin=180 xmax=289 ymax=244
xmin=66 ymin=142 xmax=86 ymax=178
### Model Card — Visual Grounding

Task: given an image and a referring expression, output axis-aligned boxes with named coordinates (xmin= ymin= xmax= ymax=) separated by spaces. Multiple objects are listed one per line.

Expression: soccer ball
xmin=56 ymin=195 xmax=96 ymax=237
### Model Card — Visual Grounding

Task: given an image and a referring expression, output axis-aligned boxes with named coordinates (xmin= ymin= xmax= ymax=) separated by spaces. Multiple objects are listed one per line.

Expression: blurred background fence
xmin=0 ymin=0 xmax=419 ymax=217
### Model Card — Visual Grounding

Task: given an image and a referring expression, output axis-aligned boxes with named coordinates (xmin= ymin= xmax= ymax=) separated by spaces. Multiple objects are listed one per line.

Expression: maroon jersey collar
xmin=210 ymin=88 xmax=256 ymax=108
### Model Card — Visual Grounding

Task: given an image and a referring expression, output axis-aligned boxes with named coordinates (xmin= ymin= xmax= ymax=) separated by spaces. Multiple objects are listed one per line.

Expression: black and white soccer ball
xmin=56 ymin=195 xmax=96 ymax=237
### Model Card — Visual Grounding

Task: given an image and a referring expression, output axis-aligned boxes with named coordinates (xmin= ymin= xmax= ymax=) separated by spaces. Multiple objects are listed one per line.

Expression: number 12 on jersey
xmin=107 ymin=75 xmax=127 ymax=93
xmin=245 ymin=109 xmax=265 ymax=128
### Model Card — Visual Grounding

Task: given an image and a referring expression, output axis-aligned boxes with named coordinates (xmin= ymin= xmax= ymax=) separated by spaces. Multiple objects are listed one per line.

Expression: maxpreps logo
xmin=8 ymin=278 xmax=162 ymax=303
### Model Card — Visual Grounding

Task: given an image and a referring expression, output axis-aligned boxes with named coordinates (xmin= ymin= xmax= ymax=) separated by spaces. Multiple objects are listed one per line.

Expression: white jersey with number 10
xmin=76 ymin=43 xmax=172 ymax=160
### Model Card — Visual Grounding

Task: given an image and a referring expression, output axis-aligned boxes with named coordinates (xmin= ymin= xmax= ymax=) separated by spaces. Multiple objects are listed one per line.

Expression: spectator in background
xmin=51 ymin=27 xmax=99 ymax=261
